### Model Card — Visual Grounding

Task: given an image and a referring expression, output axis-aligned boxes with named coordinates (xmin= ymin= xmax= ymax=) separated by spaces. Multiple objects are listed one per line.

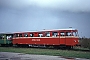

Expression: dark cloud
xmin=0 ymin=0 xmax=90 ymax=12
xmin=0 ymin=0 xmax=90 ymax=38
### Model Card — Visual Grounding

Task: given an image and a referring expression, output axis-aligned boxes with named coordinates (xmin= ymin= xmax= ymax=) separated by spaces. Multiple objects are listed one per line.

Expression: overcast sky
xmin=0 ymin=0 xmax=90 ymax=38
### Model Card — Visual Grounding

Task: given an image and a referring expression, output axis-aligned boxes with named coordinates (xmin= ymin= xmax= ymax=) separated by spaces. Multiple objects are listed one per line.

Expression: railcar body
xmin=13 ymin=28 xmax=79 ymax=49
xmin=0 ymin=33 xmax=13 ymax=46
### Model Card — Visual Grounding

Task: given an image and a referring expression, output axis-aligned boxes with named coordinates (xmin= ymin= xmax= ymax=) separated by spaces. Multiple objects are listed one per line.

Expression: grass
xmin=0 ymin=47 xmax=90 ymax=59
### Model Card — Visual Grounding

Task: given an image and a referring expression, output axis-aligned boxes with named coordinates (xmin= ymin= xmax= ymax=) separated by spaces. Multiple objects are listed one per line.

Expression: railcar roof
xmin=0 ymin=32 xmax=14 ymax=34
xmin=41 ymin=28 xmax=77 ymax=31
xmin=14 ymin=28 xmax=77 ymax=33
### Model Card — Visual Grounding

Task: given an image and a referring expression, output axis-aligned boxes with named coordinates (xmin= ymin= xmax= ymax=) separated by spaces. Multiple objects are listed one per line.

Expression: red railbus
xmin=13 ymin=28 xmax=79 ymax=49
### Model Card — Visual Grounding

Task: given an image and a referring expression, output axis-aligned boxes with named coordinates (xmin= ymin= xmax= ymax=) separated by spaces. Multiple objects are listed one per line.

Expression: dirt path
xmin=0 ymin=52 xmax=89 ymax=60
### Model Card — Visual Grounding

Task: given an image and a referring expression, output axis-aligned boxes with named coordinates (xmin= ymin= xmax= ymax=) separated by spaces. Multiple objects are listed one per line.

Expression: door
xmin=59 ymin=32 xmax=66 ymax=45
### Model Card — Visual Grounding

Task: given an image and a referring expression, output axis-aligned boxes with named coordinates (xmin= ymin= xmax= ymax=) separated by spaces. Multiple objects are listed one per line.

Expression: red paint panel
xmin=13 ymin=38 xmax=60 ymax=45
xmin=73 ymin=38 xmax=79 ymax=45
xmin=65 ymin=38 xmax=79 ymax=46
xmin=60 ymin=38 xmax=65 ymax=44
xmin=13 ymin=37 xmax=79 ymax=46
xmin=65 ymin=38 xmax=73 ymax=45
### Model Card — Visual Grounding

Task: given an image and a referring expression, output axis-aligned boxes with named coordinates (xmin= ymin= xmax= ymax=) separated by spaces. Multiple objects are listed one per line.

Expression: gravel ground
xmin=0 ymin=52 xmax=90 ymax=60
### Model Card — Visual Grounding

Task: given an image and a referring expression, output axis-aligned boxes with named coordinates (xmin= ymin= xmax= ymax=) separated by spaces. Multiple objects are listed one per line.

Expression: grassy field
xmin=0 ymin=47 xmax=90 ymax=59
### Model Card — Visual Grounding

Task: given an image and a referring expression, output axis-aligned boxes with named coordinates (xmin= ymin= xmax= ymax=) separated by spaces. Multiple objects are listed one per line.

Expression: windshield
xmin=65 ymin=31 xmax=78 ymax=36
xmin=73 ymin=32 xmax=78 ymax=36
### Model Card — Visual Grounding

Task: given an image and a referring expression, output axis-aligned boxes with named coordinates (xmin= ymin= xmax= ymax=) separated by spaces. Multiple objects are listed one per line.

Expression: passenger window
xmin=0 ymin=35 xmax=3 ymax=39
xmin=2 ymin=36 xmax=4 ymax=39
xmin=38 ymin=33 xmax=43 ymax=37
xmin=45 ymin=32 xmax=50 ymax=37
xmin=24 ymin=33 xmax=28 ymax=37
xmin=60 ymin=32 xmax=65 ymax=36
xmin=0 ymin=35 xmax=2 ymax=39
xmin=1 ymin=35 xmax=5 ymax=39
xmin=19 ymin=34 xmax=22 ymax=37
xmin=6 ymin=35 xmax=12 ymax=40
xmin=66 ymin=32 xmax=72 ymax=36
xmin=52 ymin=32 xmax=58 ymax=37
xmin=30 ymin=33 xmax=34 ymax=37
xmin=15 ymin=34 xmax=18 ymax=37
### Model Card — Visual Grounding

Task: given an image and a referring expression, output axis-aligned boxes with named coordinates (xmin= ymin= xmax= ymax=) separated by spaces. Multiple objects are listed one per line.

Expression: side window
xmin=30 ymin=33 xmax=34 ymax=37
xmin=19 ymin=34 xmax=22 ymax=37
xmin=1 ymin=35 xmax=6 ymax=39
xmin=24 ymin=33 xmax=28 ymax=37
xmin=15 ymin=34 xmax=18 ymax=37
xmin=66 ymin=32 xmax=72 ymax=36
xmin=2 ymin=35 xmax=4 ymax=39
xmin=38 ymin=33 xmax=43 ymax=37
xmin=6 ymin=35 xmax=12 ymax=40
xmin=0 ymin=35 xmax=3 ymax=39
xmin=0 ymin=35 xmax=2 ymax=39
xmin=45 ymin=32 xmax=50 ymax=37
xmin=15 ymin=33 xmax=22 ymax=37
xmin=52 ymin=32 xmax=58 ymax=37
xmin=60 ymin=32 xmax=65 ymax=36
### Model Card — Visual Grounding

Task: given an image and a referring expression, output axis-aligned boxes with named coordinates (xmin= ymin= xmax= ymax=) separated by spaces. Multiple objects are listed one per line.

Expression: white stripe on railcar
xmin=13 ymin=36 xmax=78 ymax=39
